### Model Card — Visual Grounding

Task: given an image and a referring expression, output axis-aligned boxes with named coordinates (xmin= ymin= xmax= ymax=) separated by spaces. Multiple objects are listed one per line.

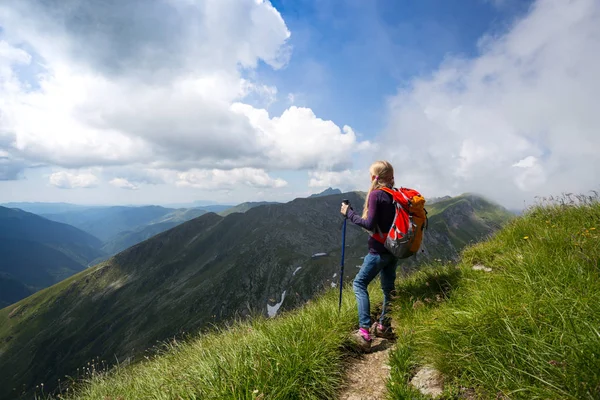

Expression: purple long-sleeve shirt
xmin=347 ymin=189 xmax=395 ymax=255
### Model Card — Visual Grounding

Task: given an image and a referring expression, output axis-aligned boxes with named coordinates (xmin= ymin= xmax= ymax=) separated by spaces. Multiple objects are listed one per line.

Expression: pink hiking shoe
xmin=351 ymin=327 xmax=372 ymax=352
xmin=370 ymin=322 xmax=396 ymax=340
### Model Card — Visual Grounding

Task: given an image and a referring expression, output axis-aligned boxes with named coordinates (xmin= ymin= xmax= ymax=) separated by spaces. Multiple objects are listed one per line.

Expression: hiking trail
xmin=337 ymin=312 xmax=446 ymax=400
xmin=338 ymin=337 xmax=394 ymax=400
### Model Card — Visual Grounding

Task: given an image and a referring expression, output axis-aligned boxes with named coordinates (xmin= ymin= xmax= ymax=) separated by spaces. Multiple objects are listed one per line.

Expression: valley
xmin=0 ymin=191 xmax=513 ymax=399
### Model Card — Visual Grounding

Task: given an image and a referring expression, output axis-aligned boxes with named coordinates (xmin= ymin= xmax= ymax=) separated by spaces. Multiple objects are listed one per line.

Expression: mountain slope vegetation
xmin=18 ymin=195 xmax=596 ymax=400
xmin=217 ymin=201 xmax=280 ymax=217
xmin=0 ymin=274 xmax=32 ymax=309
xmin=420 ymin=193 xmax=513 ymax=260
xmin=386 ymin=195 xmax=600 ymax=399
xmin=309 ymin=187 xmax=342 ymax=198
xmin=0 ymin=202 xmax=93 ymax=215
xmin=0 ymin=207 xmax=104 ymax=306
xmin=0 ymin=192 xmax=512 ymax=399
xmin=41 ymin=206 xmax=177 ymax=242
xmin=99 ymin=208 xmax=208 ymax=256
xmin=41 ymin=206 xmax=211 ymax=260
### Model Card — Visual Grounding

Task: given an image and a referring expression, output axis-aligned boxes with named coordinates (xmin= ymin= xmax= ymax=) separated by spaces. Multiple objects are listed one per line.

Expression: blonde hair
xmin=362 ymin=160 xmax=395 ymax=219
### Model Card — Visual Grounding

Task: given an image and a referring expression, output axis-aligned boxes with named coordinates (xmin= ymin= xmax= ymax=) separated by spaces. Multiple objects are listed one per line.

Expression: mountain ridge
xmin=309 ymin=187 xmax=342 ymax=198
xmin=0 ymin=206 xmax=105 ymax=307
xmin=0 ymin=192 xmax=513 ymax=399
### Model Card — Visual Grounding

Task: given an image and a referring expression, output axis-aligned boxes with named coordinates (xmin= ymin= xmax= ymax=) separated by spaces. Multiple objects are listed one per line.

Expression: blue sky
xmin=259 ymin=0 xmax=533 ymax=135
xmin=0 ymin=0 xmax=598 ymax=208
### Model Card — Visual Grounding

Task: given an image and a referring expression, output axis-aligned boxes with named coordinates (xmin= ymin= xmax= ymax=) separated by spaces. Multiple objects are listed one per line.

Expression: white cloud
xmin=382 ymin=0 xmax=600 ymax=207
xmin=240 ymin=79 xmax=278 ymax=108
xmin=176 ymin=168 xmax=287 ymax=190
xmin=0 ymin=0 xmax=366 ymax=188
xmin=512 ymin=156 xmax=546 ymax=191
xmin=0 ymin=40 xmax=30 ymax=63
xmin=0 ymin=157 xmax=24 ymax=180
xmin=109 ymin=178 xmax=139 ymax=190
xmin=231 ymin=104 xmax=371 ymax=170
xmin=49 ymin=171 xmax=98 ymax=189
xmin=308 ymin=170 xmax=366 ymax=191
xmin=512 ymin=156 xmax=537 ymax=169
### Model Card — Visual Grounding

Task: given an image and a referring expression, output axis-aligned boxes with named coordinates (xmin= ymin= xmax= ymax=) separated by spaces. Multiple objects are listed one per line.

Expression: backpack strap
xmin=372 ymin=231 xmax=386 ymax=243
xmin=371 ymin=187 xmax=395 ymax=244
xmin=381 ymin=186 xmax=411 ymax=210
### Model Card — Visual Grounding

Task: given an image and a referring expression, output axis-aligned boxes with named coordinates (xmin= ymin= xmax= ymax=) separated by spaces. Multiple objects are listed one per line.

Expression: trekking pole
xmin=339 ymin=199 xmax=350 ymax=313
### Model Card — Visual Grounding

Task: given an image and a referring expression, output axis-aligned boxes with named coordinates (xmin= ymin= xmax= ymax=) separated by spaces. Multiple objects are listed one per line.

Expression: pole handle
xmin=342 ymin=199 xmax=352 ymax=219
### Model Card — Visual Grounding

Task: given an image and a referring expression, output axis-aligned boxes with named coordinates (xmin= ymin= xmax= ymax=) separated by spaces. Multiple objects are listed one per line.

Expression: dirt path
xmin=338 ymin=337 xmax=395 ymax=400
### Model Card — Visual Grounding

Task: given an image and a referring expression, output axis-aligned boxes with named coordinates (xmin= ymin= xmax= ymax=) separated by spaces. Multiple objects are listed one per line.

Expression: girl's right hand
xmin=340 ymin=202 xmax=349 ymax=216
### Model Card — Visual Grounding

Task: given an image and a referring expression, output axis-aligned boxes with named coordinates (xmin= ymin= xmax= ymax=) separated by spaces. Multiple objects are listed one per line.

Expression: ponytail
xmin=361 ymin=161 xmax=394 ymax=219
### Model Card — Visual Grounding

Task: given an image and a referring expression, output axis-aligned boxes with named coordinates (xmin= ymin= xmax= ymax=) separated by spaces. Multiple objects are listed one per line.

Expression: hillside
xmin=309 ymin=187 xmax=342 ymax=198
xmin=0 ymin=274 xmax=32 ymax=309
xmin=99 ymin=208 xmax=208 ymax=256
xmin=218 ymin=201 xmax=280 ymax=217
xmin=0 ymin=192 xmax=512 ymax=399
xmin=0 ymin=207 xmax=105 ymax=306
xmin=385 ymin=196 xmax=600 ymax=399
xmin=42 ymin=206 xmax=216 ymax=259
xmin=41 ymin=206 xmax=176 ymax=241
xmin=419 ymin=193 xmax=513 ymax=261
xmin=15 ymin=195 xmax=596 ymax=400
xmin=0 ymin=202 xmax=94 ymax=214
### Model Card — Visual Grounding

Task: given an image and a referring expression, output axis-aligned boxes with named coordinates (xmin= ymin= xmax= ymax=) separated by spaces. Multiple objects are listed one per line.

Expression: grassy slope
xmin=218 ymin=202 xmax=279 ymax=217
xmin=0 ymin=207 xmax=105 ymax=299
xmin=52 ymin=199 xmax=600 ymax=400
xmin=53 ymin=288 xmax=376 ymax=400
xmin=41 ymin=206 xmax=175 ymax=242
xmin=0 ymin=193 xmax=513 ymax=399
xmin=0 ymin=274 xmax=32 ymax=309
xmin=416 ymin=194 xmax=514 ymax=263
xmin=427 ymin=193 xmax=514 ymax=249
xmin=30 ymin=198 xmax=588 ymax=399
xmin=387 ymin=199 xmax=600 ymax=399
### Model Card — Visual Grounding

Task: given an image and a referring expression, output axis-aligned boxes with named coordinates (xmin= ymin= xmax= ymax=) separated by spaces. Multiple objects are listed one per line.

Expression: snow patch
xmin=108 ymin=279 xmax=126 ymax=290
xmin=292 ymin=267 xmax=302 ymax=276
xmin=267 ymin=290 xmax=287 ymax=318
xmin=312 ymin=252 xmax=327 ymax=258
xmin=332 ymin=273 xmax=337 ymax=278
xmin=331 ymin=282 xmax=337 ymax=288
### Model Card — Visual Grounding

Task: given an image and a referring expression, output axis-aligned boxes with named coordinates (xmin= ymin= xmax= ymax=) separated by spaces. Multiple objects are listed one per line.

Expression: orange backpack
xmin=372 ymin=187 xmax=428 ymax=259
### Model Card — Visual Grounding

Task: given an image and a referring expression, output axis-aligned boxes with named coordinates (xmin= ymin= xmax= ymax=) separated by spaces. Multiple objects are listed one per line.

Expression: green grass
xmin=386 ymin=197 xmax=600 ymax=399
xmin=50 ymin=286 xmax=383 ymax=400
xmin=37 ymin=195 xmax=598 ymax=400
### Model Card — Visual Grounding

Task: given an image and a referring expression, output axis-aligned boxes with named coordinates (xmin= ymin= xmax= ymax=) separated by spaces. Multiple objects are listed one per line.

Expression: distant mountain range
xmin=0 ymin=191 xmax=514 ymax=399
xmin=41 ymin=204 xmax=276 ymax=260
xmin=0 ymin=274 xmax=32 ymax=309
xmin=0 ymin=202 xmax=96 ymax=214
xmin=218 ymin=201 xmax=280 ymax=217
xmin=0 ymin=206 xmax=105 ymax=307
xmin=40 ymin=205 xmax=182 ymax=241
xmin=309 ymin=187 xmax=342 ymax=198
xmin=0 ymin=201 xmax=283 ymax=308
xmin=98 ymin=208 xmax=210 ymax=257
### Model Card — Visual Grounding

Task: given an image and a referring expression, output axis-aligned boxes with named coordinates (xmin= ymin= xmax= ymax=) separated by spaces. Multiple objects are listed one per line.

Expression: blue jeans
xmin=353 ymin=253 xmax=398 ymax=329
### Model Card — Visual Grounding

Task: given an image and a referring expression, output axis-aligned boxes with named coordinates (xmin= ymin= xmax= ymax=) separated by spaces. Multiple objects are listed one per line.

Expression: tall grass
xmin=387 ymin=196 xmax=600 ymax=399
xmin=55 ymin=286 xmax=383 ymax=400
xmin=50 ymin=195 xmax=599 ymax=399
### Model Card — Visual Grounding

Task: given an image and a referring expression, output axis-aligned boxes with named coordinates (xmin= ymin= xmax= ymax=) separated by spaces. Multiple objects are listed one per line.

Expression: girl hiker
xmin=340 ymin=160 xmax=398 ymax=351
